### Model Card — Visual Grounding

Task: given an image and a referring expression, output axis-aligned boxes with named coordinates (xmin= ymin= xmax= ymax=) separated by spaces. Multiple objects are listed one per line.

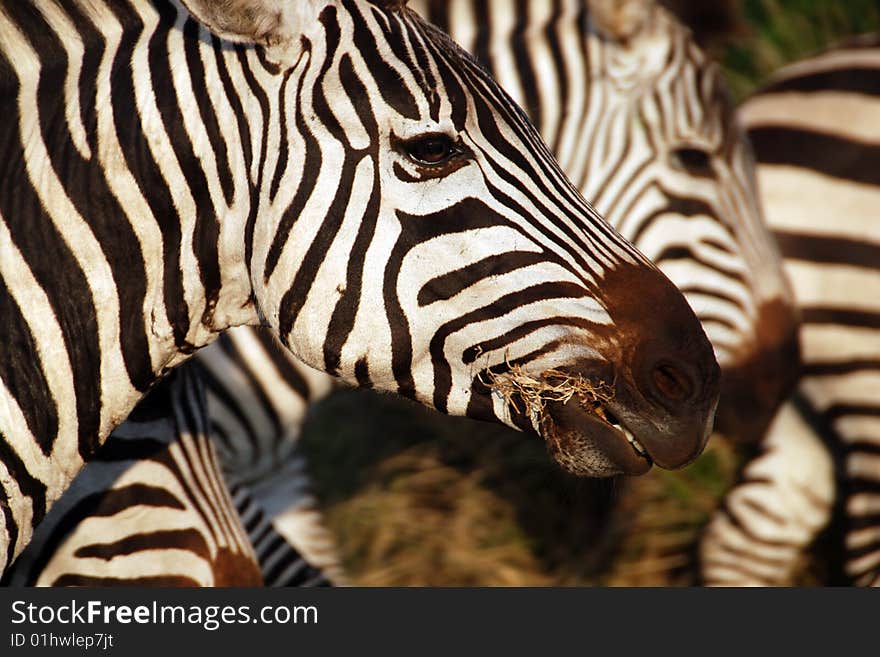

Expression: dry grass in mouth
xmin=480 ymin=363 xmax=616 ymax=422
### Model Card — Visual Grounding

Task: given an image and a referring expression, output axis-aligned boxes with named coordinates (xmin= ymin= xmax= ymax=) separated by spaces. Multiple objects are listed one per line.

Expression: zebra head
xmin=406 ymin=0 xmax=797 ymax=442
xmin=183 ymin=0 xmax=720 ymax=476
xmin=580 ymin=0 xmax=800 ymax=443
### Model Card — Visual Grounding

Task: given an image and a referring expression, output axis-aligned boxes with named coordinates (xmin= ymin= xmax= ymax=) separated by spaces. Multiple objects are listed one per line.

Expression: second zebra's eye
xmin=401 ymin=133 xmax=459 ymax=165
xmin=670 ymin=147 xmax=714 ymax=176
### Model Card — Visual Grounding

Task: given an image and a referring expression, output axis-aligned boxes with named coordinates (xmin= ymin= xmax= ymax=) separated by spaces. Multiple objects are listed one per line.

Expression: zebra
xmin=10 ymin=0 xmax=803 ymax=587
xmin=3 ymin=367 xmax=261 ymax=586
xmin=4 ymin=364 xmax=331 ymax=586
xmin=190 ymin=0 xmax=803 ymax=585
xmin=0 ymin=0 xmax=721 ymax=577
xmin=44 ymin=0 xmax=805 ymax=586
xmin=700 ymin=36 xmax=880 ymax=586
xmin=208 ymin=0 xmax=800 ymax=581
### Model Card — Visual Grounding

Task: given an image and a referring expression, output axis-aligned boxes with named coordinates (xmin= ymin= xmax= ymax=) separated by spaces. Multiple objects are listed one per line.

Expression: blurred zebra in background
xmin=2 ymin=0 xmax=725 ymax=581
xmin=699 ymin=397 xmax=836 ymax=586
xmin=3 ymin=368 xmax=267 ymax=586
xmin=701 ymin=36 xmax=880 ymax=586
xmin=199 ymin=328 xmax=345 ymax=583
xmin=4 ymin=338 xmax=336 ymax=587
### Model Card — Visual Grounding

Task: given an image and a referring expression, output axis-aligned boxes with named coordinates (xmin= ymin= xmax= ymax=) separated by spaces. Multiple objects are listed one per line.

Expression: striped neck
xmin=0 ymin=0 xmax=284 ymax=569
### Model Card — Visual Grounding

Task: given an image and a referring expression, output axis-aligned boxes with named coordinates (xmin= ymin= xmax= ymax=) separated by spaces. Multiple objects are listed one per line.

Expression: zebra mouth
xmin=539 ymin=396 xmax=654 ymax=476
xmin=590 ymin=402 xmax=649 ymax=458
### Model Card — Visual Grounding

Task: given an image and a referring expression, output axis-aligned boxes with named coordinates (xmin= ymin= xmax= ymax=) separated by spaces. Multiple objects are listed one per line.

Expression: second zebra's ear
xmin=181 ymin=0 xmax=304 ymax=54
xmin=588 ymin=0 xmax=653 ymax=42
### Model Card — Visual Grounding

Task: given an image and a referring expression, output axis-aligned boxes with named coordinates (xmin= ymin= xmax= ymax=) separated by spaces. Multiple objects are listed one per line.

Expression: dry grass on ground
xmin=301 ymin=389 xmax=745 ymax=586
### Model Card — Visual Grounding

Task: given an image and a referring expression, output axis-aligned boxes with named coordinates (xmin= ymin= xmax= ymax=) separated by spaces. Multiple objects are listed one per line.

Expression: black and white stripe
xmin=701 ymin=37 xmax=880 ymax=586
xmin=412 ymin=0 xmax=799 ymax=443
xmin=3 ymin=367 xmax=269 ymax=586
xmin=231 ymin=482 xmax=333 ymax=587
xmin=0 ymin=0 xmax=719 ymax=576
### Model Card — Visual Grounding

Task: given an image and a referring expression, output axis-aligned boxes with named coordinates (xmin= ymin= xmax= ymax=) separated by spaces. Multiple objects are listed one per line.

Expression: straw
xmin=480 ymin=363 xmax=614 ymax=420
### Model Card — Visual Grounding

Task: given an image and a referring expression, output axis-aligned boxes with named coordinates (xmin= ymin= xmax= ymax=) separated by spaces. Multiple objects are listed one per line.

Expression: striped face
xmin=244 ymin=1 xmax=720 ymax=476
xmin=574 ymin=5 xmax=799 ymax=443
xmin=595 ymin=29 xmax=799 ymax=442
xmin=413 ymin=0 xmax=799 ymax=443
xmin=0 ymin=0 xmax=718 ymax=485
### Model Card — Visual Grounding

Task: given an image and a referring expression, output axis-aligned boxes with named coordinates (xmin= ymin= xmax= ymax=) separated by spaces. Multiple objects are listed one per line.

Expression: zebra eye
xmin=670 ymin=147 xmax=714 ymax=176
xmin=401 ymin=133 xmax=459 ymax=165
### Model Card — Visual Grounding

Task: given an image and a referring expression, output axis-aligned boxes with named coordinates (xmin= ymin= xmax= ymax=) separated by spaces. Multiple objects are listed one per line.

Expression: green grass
xmin=720 ymin=0 xmax=880 ymax=99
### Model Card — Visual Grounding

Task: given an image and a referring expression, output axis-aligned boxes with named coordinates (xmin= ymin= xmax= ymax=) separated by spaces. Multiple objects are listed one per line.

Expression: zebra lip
xmin=540 ymin=398 xmax=653 ymax=476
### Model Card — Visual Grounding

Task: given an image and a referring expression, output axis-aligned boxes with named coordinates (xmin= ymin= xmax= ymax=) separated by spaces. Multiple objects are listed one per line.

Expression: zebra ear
xmin=180 ymin=0 xmax=302 ymax=48
xmin=588 ymin=0 xmax=653 ymax=42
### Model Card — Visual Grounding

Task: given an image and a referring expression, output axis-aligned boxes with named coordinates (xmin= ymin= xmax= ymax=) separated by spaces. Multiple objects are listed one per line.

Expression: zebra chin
xmin=539 ymin=396 xmax=655 ymax=477
xmin=479 ymin=339 xmax=720 ymax=477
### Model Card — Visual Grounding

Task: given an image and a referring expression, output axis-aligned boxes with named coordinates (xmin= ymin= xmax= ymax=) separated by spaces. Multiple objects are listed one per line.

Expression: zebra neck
xmin=0 ymin=0 xmax=299 ymax=573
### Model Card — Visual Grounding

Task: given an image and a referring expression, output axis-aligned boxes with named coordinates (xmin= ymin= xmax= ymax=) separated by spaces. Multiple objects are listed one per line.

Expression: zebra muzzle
xmin=539 ymin=394 xmax=654 ymax=477
xmin=531 ymin=351 xmax=717 ymax=477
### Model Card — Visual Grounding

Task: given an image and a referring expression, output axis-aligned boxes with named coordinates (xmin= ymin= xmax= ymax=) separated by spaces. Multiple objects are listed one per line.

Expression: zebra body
xmin=3 ymin=368 xmax=268 ymax=586
xmin=701 ymin=37 xmax=880 ymax=586
xmin=747 ymin=38 xmax=880 ymax=585
xmin=699 ymin=398 xmax=836 ymax=586
xmin=1 ymin=0 xmax=720 ymax=576
xmin=5 ymin=357 xmax=333 ymax=587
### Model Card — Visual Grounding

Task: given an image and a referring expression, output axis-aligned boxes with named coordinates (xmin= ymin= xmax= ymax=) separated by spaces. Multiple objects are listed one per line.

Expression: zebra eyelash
xmin=391 ymin=131 xmax=472 ymax=179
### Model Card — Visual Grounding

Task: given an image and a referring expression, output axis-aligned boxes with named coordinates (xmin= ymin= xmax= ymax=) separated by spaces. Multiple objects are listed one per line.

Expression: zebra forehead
xmin=346 ymin=6 xmax=502 ymax=122
xmin=589 ymin=0 xmax=654 ymax=42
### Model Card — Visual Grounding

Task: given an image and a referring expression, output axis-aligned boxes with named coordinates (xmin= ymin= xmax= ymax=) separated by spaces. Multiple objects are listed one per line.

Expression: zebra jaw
xmin=538 ymin=396 xmax=654 ymax=477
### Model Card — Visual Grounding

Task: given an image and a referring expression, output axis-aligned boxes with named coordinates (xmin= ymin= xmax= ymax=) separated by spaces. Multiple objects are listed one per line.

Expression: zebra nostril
xmin=651 ymin=360 xmax=694 ymax=405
